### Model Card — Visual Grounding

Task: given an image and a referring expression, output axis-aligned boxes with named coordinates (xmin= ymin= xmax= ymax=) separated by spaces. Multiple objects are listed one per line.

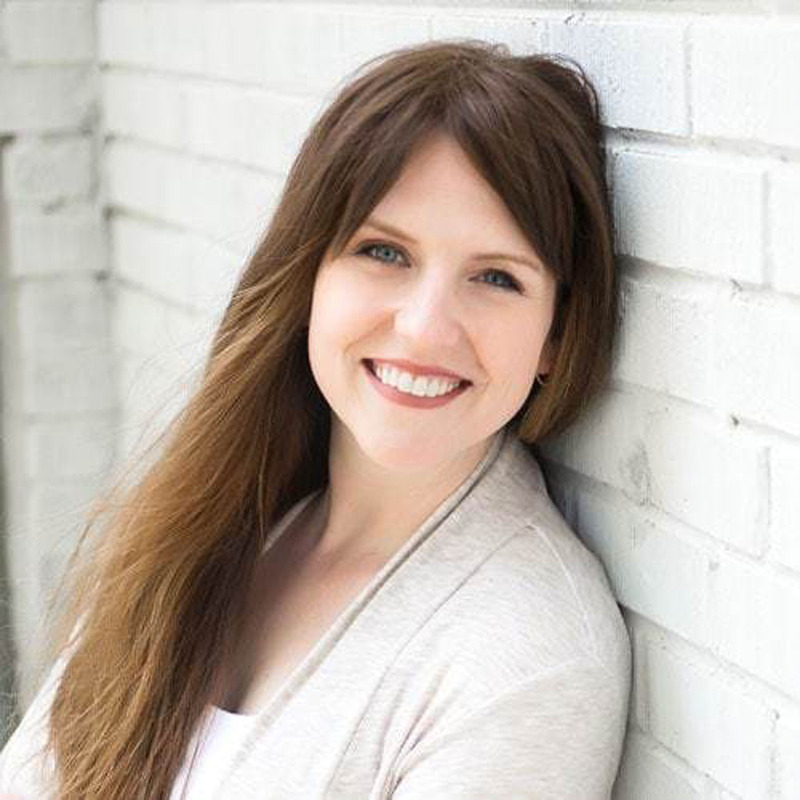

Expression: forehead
xmin=377 ymin=132 xmax=495 ymax=208
xmin=363 ymin=133 xmax=537 ymax=257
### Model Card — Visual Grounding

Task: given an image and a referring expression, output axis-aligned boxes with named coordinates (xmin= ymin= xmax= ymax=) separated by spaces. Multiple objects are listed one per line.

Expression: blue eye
xmin=358 ymin=242 xmax=407 ymax=265
xmin=480 ymin=270 xmax=522 ymax=293
xmin=354 ymin=240 xmax=523 ymax=294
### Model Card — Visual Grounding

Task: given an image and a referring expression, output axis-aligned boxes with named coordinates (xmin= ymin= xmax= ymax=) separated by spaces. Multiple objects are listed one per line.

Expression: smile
xmin=362 ymin=359 xmax=471 ymax=409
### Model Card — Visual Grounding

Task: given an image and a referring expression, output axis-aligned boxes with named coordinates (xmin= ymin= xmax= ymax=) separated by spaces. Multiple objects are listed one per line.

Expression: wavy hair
xmin=37 ymin=39 xmax=616 ymax=799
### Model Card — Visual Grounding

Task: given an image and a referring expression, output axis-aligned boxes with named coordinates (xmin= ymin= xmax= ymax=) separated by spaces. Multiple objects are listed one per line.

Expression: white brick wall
xmin=776 ymin=711 xmax=800 ymax=799
xmin=772 ymin=165 xmax=800 ymax=297
xmin=691 ymin=21 xmax=800 ymax=148
xmin=1 ymin=2 xmax=798 ymax=796
xmin=645 ymin=641 xmax=774 ymax=799
xmin=612 ymin=149 xmax=766 ymax=284
xmin=0 ymin=0 xmax=112 ymax=714
xmin=4 ymin=136 xmax=94 ymax=204
xmin=548 ymin=18 xmax=688 ymax=136
xmin=716 ymin=292 xmax=800 ymax=437
xmin=4 ymin=2 xmax=94 ymax=65
xmin=772 ymin=442 xmax=800 ymax=573
xmin=8 ymin=205 xmax=105 ymax=276
xmin=536 ymin=10 xmax=800 ymax=799
xmin=0 ymin=66 xmax=94 ymax=132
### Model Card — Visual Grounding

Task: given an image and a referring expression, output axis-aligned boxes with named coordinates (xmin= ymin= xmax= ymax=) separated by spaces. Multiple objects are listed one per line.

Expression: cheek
xmin=308 ymin=274 xmax=340 ymax=380
xmin=307 ymin=269 xmax=380 ymax=371
xmin=482 ymin=312 xmax=551 ymax=387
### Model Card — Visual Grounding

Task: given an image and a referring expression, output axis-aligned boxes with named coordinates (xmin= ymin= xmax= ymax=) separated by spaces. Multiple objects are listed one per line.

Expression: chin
xmin=359 ymin=419 xmax=499 ymax=475
xmin=367 ymin=438 xmax=450 ymax=473
xmin=350 ymin=425 xmax=464 ymax=473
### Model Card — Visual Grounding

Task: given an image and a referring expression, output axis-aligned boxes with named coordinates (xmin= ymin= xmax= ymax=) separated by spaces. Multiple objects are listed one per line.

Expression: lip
xmin=362 ymin=360 xmax=470 ymax=409
xmin=366 ymin=357 xmax=469 ymax=382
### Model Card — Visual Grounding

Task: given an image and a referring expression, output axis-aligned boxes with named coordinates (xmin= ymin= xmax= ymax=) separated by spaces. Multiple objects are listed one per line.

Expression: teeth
xmin=372 ymin=362 xmax=461 ymax=398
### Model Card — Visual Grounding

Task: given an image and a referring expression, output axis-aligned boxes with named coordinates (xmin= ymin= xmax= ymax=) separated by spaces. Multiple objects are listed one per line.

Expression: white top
xmin=0 ymin=425 xmax=632 ymax=799
xmin=169 ymin=707 xmax=257 ymax=800
xmin=170 ymin=490 xmax=319 ymax=800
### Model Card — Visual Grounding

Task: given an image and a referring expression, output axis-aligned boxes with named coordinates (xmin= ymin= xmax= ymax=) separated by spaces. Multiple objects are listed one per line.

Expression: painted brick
xmin=110 ymin=216 xmax=193 ymax=308
xmin=101 ymin=71 xmax=186 ymax=150
xmin=147 ymin=3 xmax=207 ymax=77
xmin=203 ymin=5 xmax=344 ymax=93
xmin=26 ymin=417 xmax=116 ymax=481
xmin=5 ymin=1 xmax=94 ymax=64
xmin=645 ymin=642 xmax=772 ymax=798
xmin=759 ymin=0 xmax=800 ymax=11
xmin=643 ymin=408 xmax=768 ymax=556
xmin=17 ymin=278 xmax=109 ymax=353
xmin=612 ymin=730 xmax=703 ymax=800
xmin=116 ymin=351 xmax=195 ymax=463
xmin=612 ymin=149 xmax=765 ymax=284
xmin=771 ymin=164 xmax=800 ymax=297
xmin=112 ymin=284 xmax=213 ymax=377
xmin=538 ymin=389 xmax=645 ymax=500
xmin=97 ymin=1 xmax=150 ymax=67
xmin=27 ymin=478 xmax=108 ymax=560
xmin=338 ymin=9 xmax=432 ymax=86
xmin=8 ymin=206 xmax=105 ymax=276
xmin=540 ymin=462 xmax=578 ymax=531
xmin=548 ymin=17 xmax=687 ymax=135
xmin=3 ymin=135 xmax=93 ymax=205
xmin=103 ymin=141 xmax=174 ymax=220
xmin=540 ymin=390 xmax=768 ymax=554
xmin=185 ymin=233 xmax=246 ymax=319
xmin=691 ymin=21 xmax=800 ymax=148
xmin=614 ymin=274 xmax=714 ymax=406
xmin=111 ymin=216 xmax=240 ymax=315
xmin=104 ymin=140 xmax=279 ymax=245
xmin=771 ymin=442 xmax=800 ymax=574
xmin=184 ymin=83 xmax=320 ymax=174
xmin=577 ymin=490 xmax=712 ymax=647
xmin=21 ymin=347 xmax=115 ymax=416
xmin=776 ymin=712 xmax=800 ymax=800
xmin=0 ymin=66 xmax=94 ymax=133
xmin=201 ymin=3 xmax=273 ymax=85
xmin=711 ymin=555 xmax=800 ymax=698
xmin=714 ymin=290 xmax=800 ymax=436
xmin=430 ymin=10 xmax=545 ymax=55
xmin=166 ymin=156 xmax=278 ymax=247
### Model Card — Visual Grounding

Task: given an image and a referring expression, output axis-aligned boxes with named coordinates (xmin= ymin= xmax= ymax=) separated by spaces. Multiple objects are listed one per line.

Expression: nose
xmin=393 ymin=271 xmax=463 ymax=350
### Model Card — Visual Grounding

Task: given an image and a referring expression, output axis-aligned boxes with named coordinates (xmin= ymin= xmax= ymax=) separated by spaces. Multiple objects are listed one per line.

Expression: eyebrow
xmin=360 ymin=216 xmax=544 ymax=274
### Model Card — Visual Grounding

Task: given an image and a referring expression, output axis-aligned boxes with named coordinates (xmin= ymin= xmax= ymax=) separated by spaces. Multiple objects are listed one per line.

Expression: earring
xmin=535 ymin=373 xmax=550 ymax=387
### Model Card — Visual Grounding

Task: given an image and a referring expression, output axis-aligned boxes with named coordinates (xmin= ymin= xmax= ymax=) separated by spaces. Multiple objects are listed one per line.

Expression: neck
xmin=308 ymin=423 xmax=498 ymax=562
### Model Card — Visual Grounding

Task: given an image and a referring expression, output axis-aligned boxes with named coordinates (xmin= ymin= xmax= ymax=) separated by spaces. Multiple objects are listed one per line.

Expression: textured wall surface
xmin=0 ymin=0 xmax=113 ymax=737
xmin=1 ymin=0 xmax=798 ymax=796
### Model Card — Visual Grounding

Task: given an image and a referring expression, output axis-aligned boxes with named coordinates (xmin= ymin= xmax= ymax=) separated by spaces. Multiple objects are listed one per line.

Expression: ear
xmin=537 ymin=337 xmax=558 ymax=377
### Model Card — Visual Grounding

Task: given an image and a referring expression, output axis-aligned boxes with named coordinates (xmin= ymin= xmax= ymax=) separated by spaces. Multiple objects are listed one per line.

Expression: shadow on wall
xmin=0 ymin=487 xmax=20 ymax=748
xmin=0 ymin=155 xmax=21 ymax=747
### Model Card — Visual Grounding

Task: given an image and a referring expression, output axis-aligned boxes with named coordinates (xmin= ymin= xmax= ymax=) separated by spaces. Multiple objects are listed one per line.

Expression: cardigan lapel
xmin=224 ymin=424 xmax=548 ymax=796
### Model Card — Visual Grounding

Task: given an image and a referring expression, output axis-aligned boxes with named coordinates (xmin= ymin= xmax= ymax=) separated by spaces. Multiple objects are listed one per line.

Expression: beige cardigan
xmin=0 ymin=425 xmax=631 ymax=799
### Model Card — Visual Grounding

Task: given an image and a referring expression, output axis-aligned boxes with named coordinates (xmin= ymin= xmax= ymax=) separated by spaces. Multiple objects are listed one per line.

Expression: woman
xmin=0 ymin=39 xmax=630 ymax=799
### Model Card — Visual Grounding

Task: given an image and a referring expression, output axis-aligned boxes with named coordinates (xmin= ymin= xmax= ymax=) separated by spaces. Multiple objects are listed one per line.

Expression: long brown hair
xmin=38 ymin=39 xmax=616 ymax=799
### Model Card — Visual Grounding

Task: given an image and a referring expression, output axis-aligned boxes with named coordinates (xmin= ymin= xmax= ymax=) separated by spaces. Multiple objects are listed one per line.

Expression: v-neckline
xmin=209 ymin=488 xmax=325 ymax=719
xmin=212 ymin=426 xmax=509 ymax=725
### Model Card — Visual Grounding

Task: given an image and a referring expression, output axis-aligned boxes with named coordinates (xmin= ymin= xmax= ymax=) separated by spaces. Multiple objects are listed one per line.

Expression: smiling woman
xmin=307 ymin=130 xmax=560 ymax=481
xmin=0 ymin=39 xmax=627 ymax=800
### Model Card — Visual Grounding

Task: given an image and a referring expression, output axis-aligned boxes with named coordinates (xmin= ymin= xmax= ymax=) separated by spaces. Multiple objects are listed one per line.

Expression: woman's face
xmin=307 ymin=131 xmax=558 ymax=471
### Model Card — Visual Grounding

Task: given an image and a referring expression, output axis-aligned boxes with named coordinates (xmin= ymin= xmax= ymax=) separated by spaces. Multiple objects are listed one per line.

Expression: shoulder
xmin=432 ymin=436 xmax=631 ymax=700
xmin=389 ymin=454 xmax=633 ymax=797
